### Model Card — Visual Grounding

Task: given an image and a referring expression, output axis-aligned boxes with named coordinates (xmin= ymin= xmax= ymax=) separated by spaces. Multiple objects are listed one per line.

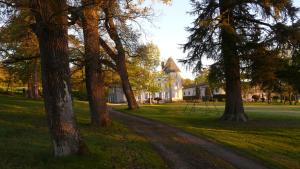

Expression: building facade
xmin=108 ymin=57 xmax=183 ymax=103
xmin=182 ymin=82 xmax=269 ymax=102
xmin=183 ymin=83 xmax=225 ymax=100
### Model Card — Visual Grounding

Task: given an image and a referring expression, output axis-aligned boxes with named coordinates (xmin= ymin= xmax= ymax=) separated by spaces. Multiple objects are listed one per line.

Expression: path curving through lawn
xmin=110 ymin=109 xmax=269 ymax=169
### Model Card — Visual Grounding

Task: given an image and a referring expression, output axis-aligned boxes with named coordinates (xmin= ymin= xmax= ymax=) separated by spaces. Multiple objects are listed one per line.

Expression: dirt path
xmin=110 ymin=110 xmax=269 ymax=169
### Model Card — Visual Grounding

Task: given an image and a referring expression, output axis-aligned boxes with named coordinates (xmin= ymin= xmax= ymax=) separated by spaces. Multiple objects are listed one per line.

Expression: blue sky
xmin=141 ymin=0 xmax=300 ymax=79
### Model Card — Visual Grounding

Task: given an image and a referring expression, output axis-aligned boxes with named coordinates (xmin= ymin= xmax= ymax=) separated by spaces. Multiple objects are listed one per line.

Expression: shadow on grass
xmin=0 ymin=94 xmax=167 ymax=169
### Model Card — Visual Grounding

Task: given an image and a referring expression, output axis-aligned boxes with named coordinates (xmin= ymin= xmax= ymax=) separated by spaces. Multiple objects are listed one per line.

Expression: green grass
xmin=113 ymin=102 xmax=300 ymax=169
xmin=0 ymin=94 xmax=167 ymax=169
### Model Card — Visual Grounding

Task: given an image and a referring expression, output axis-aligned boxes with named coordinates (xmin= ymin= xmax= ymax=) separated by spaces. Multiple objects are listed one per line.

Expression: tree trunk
xmin=149 ymin=93 xmax=152 ymax=104
xmin=32 ymin=58 xmax=39 ymax=99
xmin=117 ymin=57 xmax=139 ymax=109
xmin=267 ymin=92 xmax=271 ymax=104
xmin=289 ymin=93 xmax=292 ymax=105
xmin=27 ymin=76 xmax=33 ymax=98
xmin=102 ymin=5 xmax=139 ymax=110
xmin=30 ymin=0 xmax=88 ymax=156
xmin=82 ymin=0 xmax=110 ymax=127
xmin=27 ymin=59 xmax=39 ymax=99
xmin=220 ymin=0 xmax=248 ymax=122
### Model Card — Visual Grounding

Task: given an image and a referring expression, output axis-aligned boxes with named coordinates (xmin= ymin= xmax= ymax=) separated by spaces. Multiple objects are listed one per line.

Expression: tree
xmin=194 ymin=68 xmax=209 ymax=84
xmin=27 ymin=0 xmax=88 ymax=156
xmin=98 ymin=0 xmax=172 ymax=109
xmin=99 ymin=0 xmax=141 ymax=110
xmin=81 ymin=0 xmax=110 ymax=127
xmin=182 ymin=78 xmax=194 ymax=87
xmin=0 ymin=14 xmax=40 ymax=99
xmin=127 ymin=43 xmax=162 ymax=104
xmin=133 ymin=43 xmax=160 ymax=71
xmin=182 ymin=0 xmax=298 ymax=122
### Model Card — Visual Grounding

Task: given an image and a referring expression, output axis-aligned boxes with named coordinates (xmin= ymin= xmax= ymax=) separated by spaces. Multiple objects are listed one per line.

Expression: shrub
xmin=154 ymin=97 xmax=162 ymax=104
xmin=213 ymin=94 xmax=226 ymax=102
xmin=72 ymin=90 xmax=88 ymax=101
xmin=272 ymin=96 xmax=279 ymax=102
xmin=252 ymin=95 xmax=260 ymax=102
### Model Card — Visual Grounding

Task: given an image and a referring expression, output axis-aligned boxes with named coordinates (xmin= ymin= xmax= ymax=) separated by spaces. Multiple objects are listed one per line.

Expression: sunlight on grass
xmin=113 ymin=102 xmax=300 ymax=169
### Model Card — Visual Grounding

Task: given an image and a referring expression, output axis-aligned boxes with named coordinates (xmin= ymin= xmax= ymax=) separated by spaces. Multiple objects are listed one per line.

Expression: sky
xmin=140 ymin=0 xmax=300 ymax=80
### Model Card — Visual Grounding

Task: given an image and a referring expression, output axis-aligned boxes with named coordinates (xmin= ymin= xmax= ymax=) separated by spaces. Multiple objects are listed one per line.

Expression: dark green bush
xmin=213 ymin=94 xmax=226 ymax=102
xmin=72 ymin=90 xmax=88 ymax=101
xmin=252 ymin=95 xmax=260 ymax=102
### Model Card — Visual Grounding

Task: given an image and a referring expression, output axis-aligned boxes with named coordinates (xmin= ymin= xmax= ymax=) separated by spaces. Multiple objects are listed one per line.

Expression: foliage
xmin=182 ymin=78 xmax=194 ymax=87
xmin=132 ymin=43 xmax=160 ymax=71
xmin=182 ymin=0 xmax=298 ymax=72
xmin=194 ymin=68 xmax=209 ymax=84
xmin=0 ymin=11 xmax=40 ymax=89
xmin=128 ymin=43 xmax=162 ymax=95
xmin=213 ymin=94 xmax=226 ymax=102
xmin=207 ymin=62 xmax=225 ymax=88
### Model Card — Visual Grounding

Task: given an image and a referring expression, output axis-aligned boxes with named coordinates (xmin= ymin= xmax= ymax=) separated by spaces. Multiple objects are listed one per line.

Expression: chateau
xmin=108 ymin=57 xmax=183 ymax=103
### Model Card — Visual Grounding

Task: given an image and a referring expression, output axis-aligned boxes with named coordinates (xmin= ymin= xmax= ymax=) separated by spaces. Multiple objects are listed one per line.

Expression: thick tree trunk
xmin=82 ymin=1 xmax=110 ymax=127
xmin=220 ymin=0 xmax=248 ymax=122
xmin=117 ymin=57 xmax=139 ymax=109
xmin=30 ymin=0 xmax=88 ymax=156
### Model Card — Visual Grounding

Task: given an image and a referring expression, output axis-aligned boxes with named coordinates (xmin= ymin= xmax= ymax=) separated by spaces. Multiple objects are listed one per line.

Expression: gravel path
xmin=110 ymin=110 xmax=269 ymax=169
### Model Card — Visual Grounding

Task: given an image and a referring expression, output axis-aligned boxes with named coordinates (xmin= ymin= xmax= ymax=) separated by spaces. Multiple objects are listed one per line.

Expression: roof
xmin=182 ymin=82 xmax=209 ymax=89
xmin=163 ymin=57 xmax=181 ymax=73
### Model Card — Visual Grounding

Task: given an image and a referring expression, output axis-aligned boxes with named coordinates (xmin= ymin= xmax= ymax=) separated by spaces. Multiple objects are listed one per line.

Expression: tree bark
xmin=27 ymin=58 xmax=39 ymax=99
xmin=32 ymin=58 xmax=39 ymax=99
xmin=30 ymin=0 xmax=88 ymax=156
xmin=102 ymin=5 xmax=139 ymax=110
xmin=82 ymin=0 xmax=110 ymax=127
xmin=27 ymin=77 xmax=33 ymax=98
xmin=220 ymin=0 xmax=248 ymax=122
xmin=117 ymin=57 xmax=139 ymax=109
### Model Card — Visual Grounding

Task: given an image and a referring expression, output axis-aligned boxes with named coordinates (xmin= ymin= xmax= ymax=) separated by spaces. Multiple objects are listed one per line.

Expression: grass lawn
xmin=113 ymin=102 xmax=300 ymax=169
xmin=0 ymin=94 xmax=167 ymax=169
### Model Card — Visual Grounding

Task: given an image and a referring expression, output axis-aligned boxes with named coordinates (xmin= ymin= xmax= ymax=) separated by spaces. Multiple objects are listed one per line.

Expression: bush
xmin=154 ymin=97 xmax=162 ymax=104
xmin=252 ymin=95 xmax=260 ymax=102
xmin=0 ymin=87 xmax=24 ymax=96
xmin=272 ymin=96 xmax=279 ymax=102
xmin=72 ymin=90 xmax=88 ymax=101
xmin=202 ymin=96 xmax=213 ymax=102
xmin=213 ymin=94 xmax=226 ymax=102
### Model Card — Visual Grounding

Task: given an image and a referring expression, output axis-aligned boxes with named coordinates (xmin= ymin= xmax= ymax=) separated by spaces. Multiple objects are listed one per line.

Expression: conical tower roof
xmin=163 ymin=57 xmax=181 ymax=73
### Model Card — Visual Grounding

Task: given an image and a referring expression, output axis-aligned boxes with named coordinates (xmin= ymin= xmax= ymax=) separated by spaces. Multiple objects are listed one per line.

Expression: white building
xmin=108 ymin=57 xmax=183 ymax=103
xmin=182 ymin=82 xmax=271 ymax=102
xmin=182 ymin=83 xmax=225 ymax=100
xmin=107 ymin=84 xmax=127 ymax=103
